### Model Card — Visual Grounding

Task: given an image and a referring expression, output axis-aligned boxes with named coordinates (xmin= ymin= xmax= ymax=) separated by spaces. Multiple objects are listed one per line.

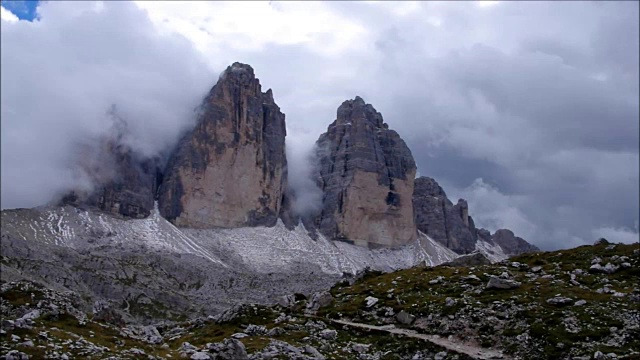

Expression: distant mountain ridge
xmin=51 ymin=62 xmax=536 ymax=256
xmin=413 ymin=176 xmax=540 ymax=255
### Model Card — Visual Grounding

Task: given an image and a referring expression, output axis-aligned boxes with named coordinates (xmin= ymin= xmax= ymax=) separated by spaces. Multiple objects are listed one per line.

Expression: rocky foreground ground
xmin=1 ymin=240 xmax=638 ymax=360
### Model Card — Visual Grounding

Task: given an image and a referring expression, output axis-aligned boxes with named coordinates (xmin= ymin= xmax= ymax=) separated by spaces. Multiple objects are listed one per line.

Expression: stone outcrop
xmin=314 ymin=97 xmax=417 ymax=247
xmin=158 ymin=62 xmax=287 ymax=228
xmin=413 ymin=176 xmax=538 ymax=255
xmin=490 ymin=229 xmax=540 ymax=255
xmin=412 ymin=177 xmax=476 ymax=254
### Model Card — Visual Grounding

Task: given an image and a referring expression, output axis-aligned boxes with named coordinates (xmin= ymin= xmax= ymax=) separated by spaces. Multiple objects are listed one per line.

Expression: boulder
xmin=486 ymin=276 xmax=521 ymax=290
xmin=319 ymin=329 xmax=337 ymax=340
xmin=547 ymin=296 xmax=573 ymax=306
xmin=396 ymin=310 xmax=416 ymax=325
xmin=364 ymin=296 xmax=379 ymax=308
xmin=277 ymin=294 xmax=296 ymax=308
xmin=215 ymin=338 xmax=249 ymax=360
xmin=594 ymin=238 xmax=610 ymax=246
xmin=190 ymin=352 xmax=211 ymax=360
xmin=306 ymin=291 xmax=333 ymax=312
xmin=589 ymin=263 xmax=619 ymax=274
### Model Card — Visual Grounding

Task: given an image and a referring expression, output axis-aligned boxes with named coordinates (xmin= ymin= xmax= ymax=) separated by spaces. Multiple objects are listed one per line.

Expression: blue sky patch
xmin=2 ymin=0 xmax=40 ymax=21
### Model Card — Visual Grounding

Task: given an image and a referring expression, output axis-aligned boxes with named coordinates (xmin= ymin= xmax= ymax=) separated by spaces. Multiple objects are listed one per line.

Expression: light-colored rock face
xmin=158 ymin=62 xmax=287 ymax=228
xmin=315 ymin=97 xmax=417 ymax=247
xmin=171 ymin=144 xmax=280 ymax=228
xmin=338 ymin=170 xmax=417 ymax=247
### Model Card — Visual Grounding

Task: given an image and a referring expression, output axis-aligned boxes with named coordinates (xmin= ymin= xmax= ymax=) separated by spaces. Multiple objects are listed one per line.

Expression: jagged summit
xmin=413 ymin=176 xmax=540 ymax=255
xmin=158 ymin=61 xmax=287 ymax=228
xmin=228 ymin=61 xmax=255 ymax=74
xmin=335 ymin=96 xmax=387 ymax=129
xmin=314 ymin=97 xmax=417 ymax=247
xmin=215 ymin=62 xmax=259 ymax=91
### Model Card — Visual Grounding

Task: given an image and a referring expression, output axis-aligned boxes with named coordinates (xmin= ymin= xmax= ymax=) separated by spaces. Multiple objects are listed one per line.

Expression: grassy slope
xmin=321 ymin=242 xmax=640 ymax=359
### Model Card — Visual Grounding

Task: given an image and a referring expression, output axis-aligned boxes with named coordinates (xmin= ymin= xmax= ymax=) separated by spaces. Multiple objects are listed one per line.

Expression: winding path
xmin=328 ymin=318 xmax=511 ymax=360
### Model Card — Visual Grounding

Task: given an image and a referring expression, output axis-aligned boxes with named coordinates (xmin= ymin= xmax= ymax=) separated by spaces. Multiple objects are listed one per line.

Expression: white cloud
xmin=1 ymin=1 xmax=213 ymax=209
xmin=134 ymin=1 xmax=369 ymax=61
xmin=450 ymin=178 xmax=537 ymax=241
xmin=1 ymin=5 xmax=19 ymax=22
xmin=477 ymin=1 xmax=501 ymax=9
xmin=285 ymin=127 xmax=323 ymax=217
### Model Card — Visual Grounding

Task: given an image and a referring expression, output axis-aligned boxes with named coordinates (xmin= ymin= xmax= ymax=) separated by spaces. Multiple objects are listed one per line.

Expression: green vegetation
xmin=320 ymin=243 xmax=640 ymax=359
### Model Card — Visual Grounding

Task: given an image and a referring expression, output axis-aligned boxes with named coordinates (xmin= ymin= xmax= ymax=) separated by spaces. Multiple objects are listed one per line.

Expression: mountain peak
xmin=336 ymin=96 xmax=386 ymax=129
xmin=227 ymin=62 xmax=255 ymax=75
xmin=158 ymin=62 xmax=287 ymax=228
xmin=314 ymin=98 xmax=417 ymax=247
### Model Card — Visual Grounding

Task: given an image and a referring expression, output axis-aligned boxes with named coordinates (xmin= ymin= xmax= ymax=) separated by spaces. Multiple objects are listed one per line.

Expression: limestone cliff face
xmin=412 ymin=177 xmax=476 ymax=254
xmin=314 ymin=97 xmax=417 ymax=247
xmin=60 ymin=113 xmax=162 ymax=219
xmin=158 ymin=63 xmax=287 ymax=228
xmin=413 ymin=176 xmax=539 ymax=255
xmin=78 ymin=147 xmax=161 ymax=219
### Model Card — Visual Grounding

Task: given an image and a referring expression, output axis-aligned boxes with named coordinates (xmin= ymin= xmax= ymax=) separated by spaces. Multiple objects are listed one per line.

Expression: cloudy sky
xmin=1 ymin=1 xmax=638 ymax=249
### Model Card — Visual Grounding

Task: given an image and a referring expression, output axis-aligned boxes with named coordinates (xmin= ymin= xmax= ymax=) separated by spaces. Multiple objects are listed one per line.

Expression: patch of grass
xmin=1 ymin=287 xmax=45 ymax=307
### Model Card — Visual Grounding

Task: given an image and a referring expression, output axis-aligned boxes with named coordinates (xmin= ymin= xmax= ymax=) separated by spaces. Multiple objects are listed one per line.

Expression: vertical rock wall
xmin=158 ymin=63 xmax=287 ymax=228
xmin=314 ymin=97 xmax=417 ymax=247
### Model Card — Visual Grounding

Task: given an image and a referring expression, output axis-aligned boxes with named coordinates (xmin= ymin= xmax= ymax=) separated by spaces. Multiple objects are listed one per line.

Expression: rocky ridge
xmin=413 ymin=177 xmax=539 ymax=255
xmin=0 ymin=203 xmax=458 ymax=325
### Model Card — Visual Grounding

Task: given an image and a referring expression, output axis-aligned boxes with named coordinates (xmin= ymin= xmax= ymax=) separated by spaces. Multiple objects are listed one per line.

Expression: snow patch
xmin=475 ymin=239 xmax=508 ymax=262
xmin=6 ymin=206 xmax=460 ymax=275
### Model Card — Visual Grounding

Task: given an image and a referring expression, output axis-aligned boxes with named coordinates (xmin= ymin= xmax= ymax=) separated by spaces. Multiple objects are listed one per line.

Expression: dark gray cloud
xmin=2 ymin=1 xmax=637 ymax=249
xmin=358 ymin=1 xmax=639 ymax=249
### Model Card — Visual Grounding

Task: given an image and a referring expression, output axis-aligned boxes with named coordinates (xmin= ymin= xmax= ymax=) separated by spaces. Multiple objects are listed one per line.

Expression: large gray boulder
xmin=486 ymin=276 xmax=521 ymax=290
xmin=313 ymin=97 xmax=417 ymax=247
xmin=306 ymin=291 xmax=333 ymax=312
xmin=214 ymin=338 xmax=248 ymax=360
xmin=158 ymin=62 xmax=287 ymax=228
